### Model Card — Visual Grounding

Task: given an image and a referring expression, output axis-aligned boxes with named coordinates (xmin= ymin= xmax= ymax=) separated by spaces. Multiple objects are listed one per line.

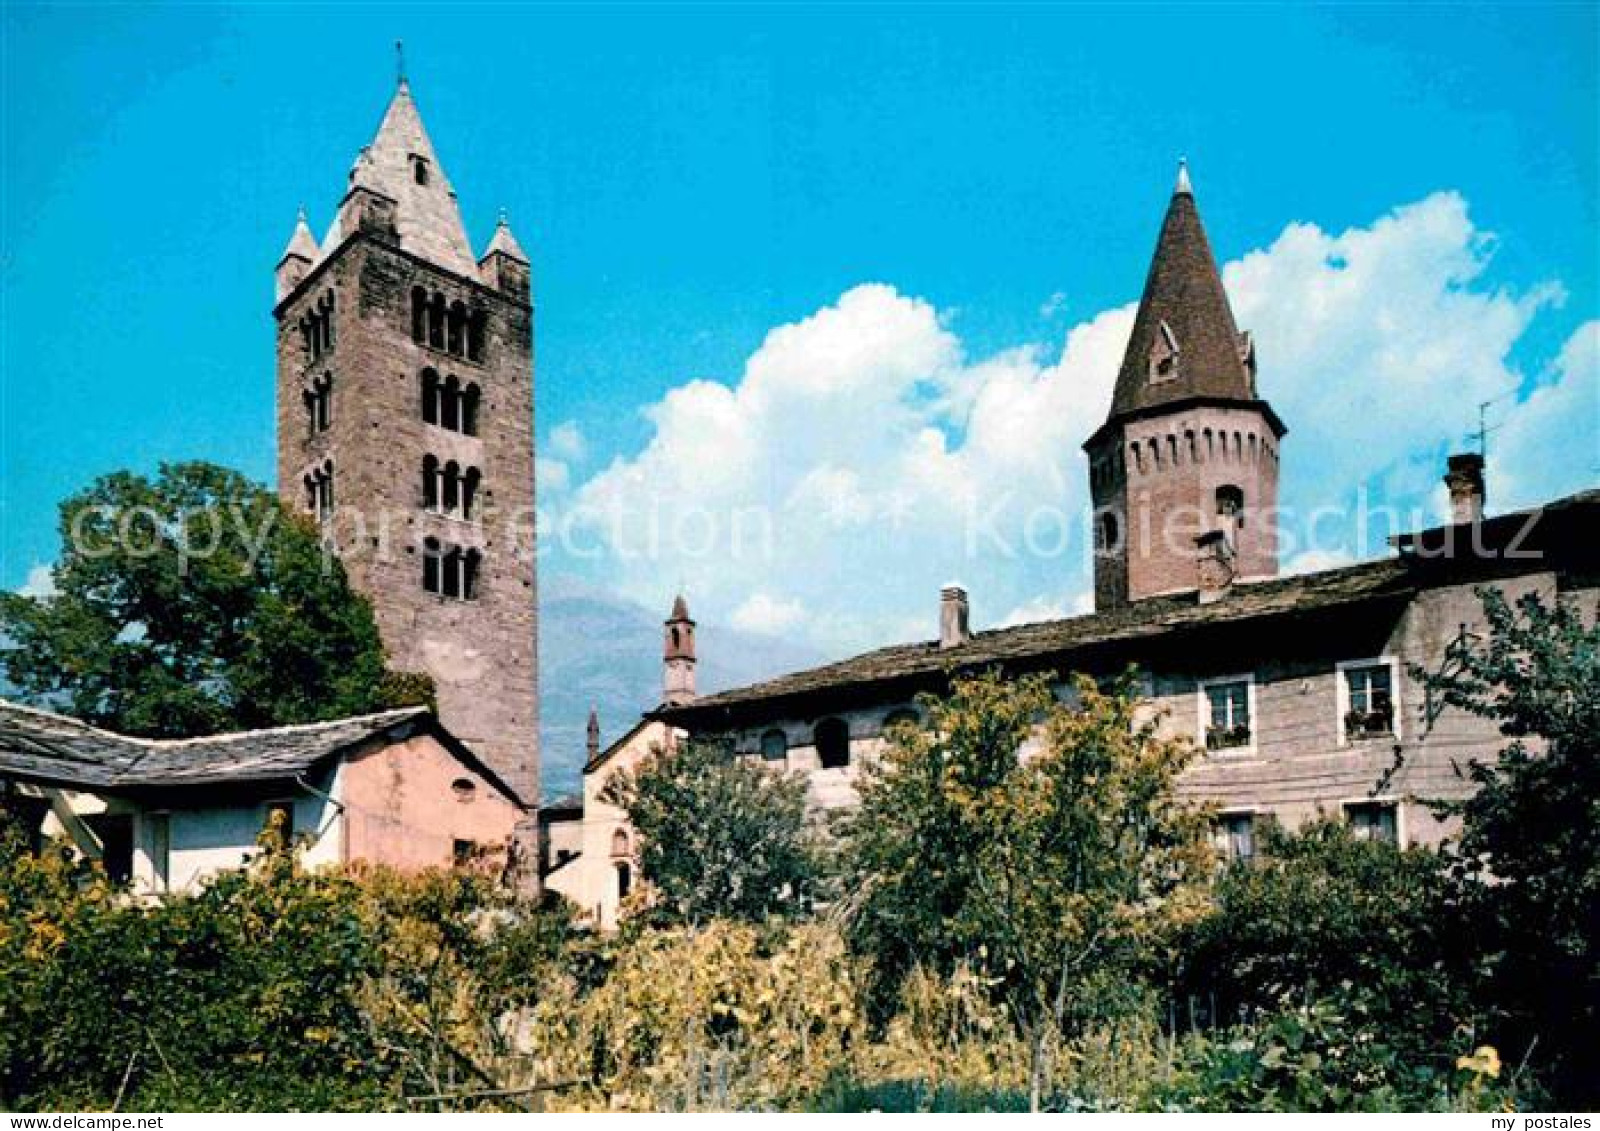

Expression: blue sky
xmin=3 ymin=4 xmax=1597 ymax=655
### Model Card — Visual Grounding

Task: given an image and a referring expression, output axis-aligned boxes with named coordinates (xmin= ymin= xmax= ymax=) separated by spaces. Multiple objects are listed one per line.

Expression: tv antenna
xmin=1471 ymin=388 xmax=1517 ymax=458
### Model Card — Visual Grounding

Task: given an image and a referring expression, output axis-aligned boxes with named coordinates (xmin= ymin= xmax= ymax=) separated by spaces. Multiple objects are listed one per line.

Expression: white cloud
xmin=998 ymin=590 xmax=1093 ymax=628
xmin=555 ymin=193 xmax=1590 ymax=657
xmin=730 ymin=592 xmax=807 ymax=636
xmin=1490 ymin=320 xmax=1598 ymax=512
xmin=1283 ymin=548 xmax=1357 ymax=576
xmin=537 ymin=457 xmax=571 ymax=494
xmin=16 ymin=564 xmax=55 ymax=600
xmin=548 ymin=421 xmax=588 ymax=463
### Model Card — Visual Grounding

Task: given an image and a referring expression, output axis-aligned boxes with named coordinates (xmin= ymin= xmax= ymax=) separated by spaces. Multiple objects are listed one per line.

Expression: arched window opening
xmin=442 ymin=546 xmax=463 ymax=599
xmin=305 ymin=461 xmax=334 ymax=521
xmin=441 ymin=375 xmax=461 ymax=432
xmin=1216 ymin=484 xmax=1244 ymax=522
xmin=442 ymin=461 xmax=461 ymax=514
xmin=615 ymin=861 xmax=632 ymax=899
xmin=411 ymin=287 xmax=428 ymax=343
xmin=611 ymin=829 xmax=631 ymax=858
xmin=1097 ymin=510 xmax=1120 ymax=553
xmin=815 ymin=717 xmax=849 ymax=770
xmin=461 ymin=384 xmax=481 ymax=436
xmin=462 ymin=549 xmax=481 ymax=600
xmin=422 ymin=537 xmax=442 ymax=593
xmin=422 ymin=455 xmax=440 ymax=510
xmin=421 ymin=369 xmax=440 ymax=425
xmin=461 ymin=468 xmax=481 ymax=519
xmin=310 ymin=373 xmax=332 ymax=433
xmin=759 ymin=728 xmax=787 ymax=764
xmin=466 ymin=310 xmax=486 ymax=362
xmin=412 ymin=156 xmax=430 ymax=186
xmin=303 ymin=389 xmax=316 ymax=437
xmin=428 ymin=293 xmax=446 ymax=349
xmin=447 ymin=301 xmax=467 ymax=356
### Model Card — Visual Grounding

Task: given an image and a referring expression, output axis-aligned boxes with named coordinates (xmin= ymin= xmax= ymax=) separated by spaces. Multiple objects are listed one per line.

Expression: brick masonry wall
xmin=1089 ymin=403 xmax=1281 ymax=608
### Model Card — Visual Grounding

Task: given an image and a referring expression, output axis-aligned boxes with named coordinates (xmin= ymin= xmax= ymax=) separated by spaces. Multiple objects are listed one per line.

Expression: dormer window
xmin=1148 ymin=320 xmax=1180 ymax=383
xmin=411 ymin=155 xmax=430 ymax=186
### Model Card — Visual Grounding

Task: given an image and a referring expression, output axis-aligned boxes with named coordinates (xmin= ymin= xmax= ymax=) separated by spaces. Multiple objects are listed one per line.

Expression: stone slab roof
xmin=657 ymin=487 xmax=1598 ymax=726
xmin=658 ymin=559 xmax=1415 ymax=723
xmin=0 ymin=703 xmax=526 ymax=807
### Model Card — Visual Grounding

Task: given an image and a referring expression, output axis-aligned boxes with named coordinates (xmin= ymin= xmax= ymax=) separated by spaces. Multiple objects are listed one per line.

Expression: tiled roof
xmin=1105 ymin=171 xmax=1262 ymax=425
xmin=0 ymin=703 xmax=469 ymax=793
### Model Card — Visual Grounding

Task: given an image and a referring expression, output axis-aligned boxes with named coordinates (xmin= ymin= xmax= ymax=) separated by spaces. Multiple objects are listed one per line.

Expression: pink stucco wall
xmin=341 ymin=734 xmax=522 ymax=871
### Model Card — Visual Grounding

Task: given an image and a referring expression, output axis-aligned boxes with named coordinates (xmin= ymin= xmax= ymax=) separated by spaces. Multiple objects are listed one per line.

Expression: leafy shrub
xmin=1156 ymin=997 xmax=1521 ymax=1112
xmin=1170 ymin=818 xmax=1480 ymax=1055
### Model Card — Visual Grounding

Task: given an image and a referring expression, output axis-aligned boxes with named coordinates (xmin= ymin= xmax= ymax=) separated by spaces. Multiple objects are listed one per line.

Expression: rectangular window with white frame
xmin=1199 ymin=674 xmax=1255 ymax=752
xmin=1344 ymin=800 xmax=1400 ymax=846
xmin=1337 ymin=657 xmax=1401 ymax=743
xmin=1212 ymin=811 xmax=1257 ymax=862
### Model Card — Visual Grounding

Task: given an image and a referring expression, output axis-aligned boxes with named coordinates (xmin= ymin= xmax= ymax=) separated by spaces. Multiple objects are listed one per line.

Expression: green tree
xmin=0 ymin=461 xmax=431 ymax=736
xmin=1171 ymin=819 xmax=1479 ymax=1061
xmin=844 ymin=670 xmax=1211 ymax=1110
xmin=1414 ymin=587 xmax=1600 ymax=1103
xmin=602 ymin=740 xmax=825 ymax=926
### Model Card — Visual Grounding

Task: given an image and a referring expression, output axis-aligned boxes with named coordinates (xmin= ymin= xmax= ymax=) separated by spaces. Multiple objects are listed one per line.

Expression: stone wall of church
xmin=275 ymin=235 xmax=539 ymax=805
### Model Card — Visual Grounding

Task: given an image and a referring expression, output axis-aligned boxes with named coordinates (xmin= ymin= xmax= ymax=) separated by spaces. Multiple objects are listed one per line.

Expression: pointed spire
xmin=663 ymin=594 xmax=697 ymax=706
xmin=482 ymin=209 xmax=529 ymax=264
xmin=586 ymin=707 xmax=601 ymax=763
xmin=1104 ymin=166 xmax=1260 ymax=422
xmin=279 ymin=207 xmax=319 ymax=264
xmin=340 ymin=78 xmax=479 ymax=277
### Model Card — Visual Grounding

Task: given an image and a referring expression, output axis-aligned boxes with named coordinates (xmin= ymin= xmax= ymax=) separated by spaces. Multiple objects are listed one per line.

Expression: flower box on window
xmin=1205 ymin=723 xmax=1252 ymax=750
xmin=1344 ymin=705 xmax=1394 ymax=739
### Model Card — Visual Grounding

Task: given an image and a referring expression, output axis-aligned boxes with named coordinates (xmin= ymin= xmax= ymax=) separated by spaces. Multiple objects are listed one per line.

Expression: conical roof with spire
xmin=483 ymin=211 xmax=529 ymax=264
xmin=1104 ymin=162 xmax=1269 ymax=427
xmin=328 ymin=78 xmax=481 ymax=278
xmin=279 ymin=208 xmax=319 ymax=264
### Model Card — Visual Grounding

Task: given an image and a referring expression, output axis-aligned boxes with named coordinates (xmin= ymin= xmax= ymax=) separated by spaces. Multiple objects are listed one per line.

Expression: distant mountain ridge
xmin=538 ymin=578 xmax=824 ymax=801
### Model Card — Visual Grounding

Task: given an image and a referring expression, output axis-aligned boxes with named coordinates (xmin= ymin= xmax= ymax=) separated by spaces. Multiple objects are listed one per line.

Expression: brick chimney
xmin=1445 ymin=453 xmax=1486 ymax=525
xmin=939 ymin=585 xmax=972 ymax=650
xmin=1195 ymin=529 xmax=1236 ymax=605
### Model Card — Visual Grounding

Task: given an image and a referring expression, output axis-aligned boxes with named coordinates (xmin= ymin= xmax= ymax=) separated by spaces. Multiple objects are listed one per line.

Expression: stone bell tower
xmin=273 ymin=76 xmax=539 ymax=804
xmin=663 ymin=594 xmax=697 ymax=707
xmin=1083 ymin=162 xmax=1286 ymax=611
